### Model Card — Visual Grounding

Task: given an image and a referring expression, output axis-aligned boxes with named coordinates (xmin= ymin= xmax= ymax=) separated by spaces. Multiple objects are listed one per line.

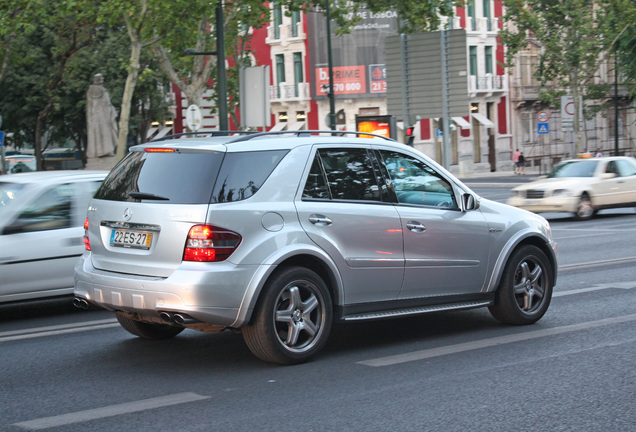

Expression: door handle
xmin=308 ymin=214 xmax=332 ymax=226
xmin=406 ymin=221 xmax=426 ymax=232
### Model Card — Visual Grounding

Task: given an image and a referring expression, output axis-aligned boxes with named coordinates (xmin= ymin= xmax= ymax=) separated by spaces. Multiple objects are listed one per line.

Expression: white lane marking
xmin=12 ymin=392 xmax=211 ymax=430
xmin=554 ymin=281 xmax=636 ymax=297
xmin=0 ymin=318 xmax=117 ymax=337
xmin=0 ymin=321 xmax=119 ymax=343
xmin=559 ymin=256 xmax=636 ymax=271
xmin=358 ymin=314 xmax=636 ymax=367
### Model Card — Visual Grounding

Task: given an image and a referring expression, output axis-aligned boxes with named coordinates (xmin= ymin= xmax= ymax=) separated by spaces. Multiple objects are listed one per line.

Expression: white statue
xmin=86 ymin=74 xmax=118 ymax=158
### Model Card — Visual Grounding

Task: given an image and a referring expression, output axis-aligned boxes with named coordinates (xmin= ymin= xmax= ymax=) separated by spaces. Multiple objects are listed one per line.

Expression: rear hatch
xmin=88 ymin=147 xmax=224 ymax=278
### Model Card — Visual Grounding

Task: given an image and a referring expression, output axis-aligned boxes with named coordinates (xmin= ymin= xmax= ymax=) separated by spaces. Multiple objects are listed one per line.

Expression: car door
xmin=376 ymin=149 xmax=491 ymax=299
xmin=593 ymin=159 xmax=636 ymax=206
xmin=296 ymin=146 xmax=404 ymax=305
xmin=0 ymin=182 xmax=84 ymax=300
xmin=614 ymin=159 xmax=636 ymax=204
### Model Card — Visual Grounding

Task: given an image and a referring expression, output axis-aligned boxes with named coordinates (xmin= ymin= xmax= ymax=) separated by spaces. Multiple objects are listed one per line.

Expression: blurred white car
xmin=508 ymin=156 xmax=636 ymax=220
xmin=0 ymin=170 xmax=107 ymax=303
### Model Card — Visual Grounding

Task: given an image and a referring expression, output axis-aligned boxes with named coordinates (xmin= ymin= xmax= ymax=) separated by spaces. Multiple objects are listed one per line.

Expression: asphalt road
xmin=1 ymin=183 xmax=634 ymax=432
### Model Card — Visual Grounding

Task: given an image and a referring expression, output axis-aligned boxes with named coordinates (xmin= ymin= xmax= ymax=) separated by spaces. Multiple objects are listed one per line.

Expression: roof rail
xmin=151 ymin=131 xmax=257 ymax=142
xmin=226 ymin=130 xmax=396 ymax=143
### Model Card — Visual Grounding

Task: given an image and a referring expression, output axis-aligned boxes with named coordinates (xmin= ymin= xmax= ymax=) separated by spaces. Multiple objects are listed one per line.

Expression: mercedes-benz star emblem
xmin=123 ymin=208 xmax=132 ymax=221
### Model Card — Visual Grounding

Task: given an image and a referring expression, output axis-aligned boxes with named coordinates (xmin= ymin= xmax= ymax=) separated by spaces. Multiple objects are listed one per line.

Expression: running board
xmin=341 ymin=300 xmax=493 ymax=322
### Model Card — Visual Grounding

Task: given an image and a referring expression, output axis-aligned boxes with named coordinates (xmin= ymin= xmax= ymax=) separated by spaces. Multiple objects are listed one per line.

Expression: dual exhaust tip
xmin=73 ymin=298 xmax=196 ymax=326
xmin=73 ymin=298 xmax=90 ymax=310
xmin=160 ymin=311 xmax=198 ymax=325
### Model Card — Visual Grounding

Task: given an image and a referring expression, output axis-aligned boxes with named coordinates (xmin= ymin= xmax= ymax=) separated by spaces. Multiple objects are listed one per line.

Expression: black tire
xmin=574 ymin=193 xmax=595 ymax=220
xmin=489 ymin=245 xmax=553 ymax=325
xmin=243 ymin=267 xmax=333 ymax=365
xmin=116 ymin=314 xmax=184 ymax=340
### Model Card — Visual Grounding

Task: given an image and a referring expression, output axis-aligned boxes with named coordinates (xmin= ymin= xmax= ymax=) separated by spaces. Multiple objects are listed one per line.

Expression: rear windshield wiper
xmin=128 ymin=192 xmax=170 ymax=201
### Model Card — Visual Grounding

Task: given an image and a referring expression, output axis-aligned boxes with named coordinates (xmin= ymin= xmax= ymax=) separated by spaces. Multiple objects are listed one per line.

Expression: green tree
xmin=608 ymin=0 xmax=636 ymax=96
xmin=152 ymin=2 xmax=270 ymax=130
xmin=501 ymin=0 xmax=632 ymax=154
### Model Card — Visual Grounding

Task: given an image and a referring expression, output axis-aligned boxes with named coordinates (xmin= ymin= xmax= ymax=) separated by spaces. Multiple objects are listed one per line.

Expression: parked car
xmin=74 ymin=131 xmax=557 ymax=364
xmin=507 ymin=156 xmax=636 ymax=220
xmin=6 ymin=155 xmax=37 ymax=173
xmin=0 ymin=170 xmax=107 ymax=303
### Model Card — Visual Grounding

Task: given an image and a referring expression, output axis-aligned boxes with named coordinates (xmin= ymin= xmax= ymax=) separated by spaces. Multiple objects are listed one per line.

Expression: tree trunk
xmin=571 ymin=73 xmax=585 ymax=155
xmin=116 ymin=40 xmax=142 ymax=162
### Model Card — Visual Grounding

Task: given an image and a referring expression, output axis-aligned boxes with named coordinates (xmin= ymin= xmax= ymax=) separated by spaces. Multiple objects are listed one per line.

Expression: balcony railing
xmin=270 ymin=82 xmax=310 ymax=101
xmin=266 ymin=22 xmax=305 ymax=43
xmin=466 ymin=17 xmax=500 ymax=34
xmin=469 ymin=74 xmax=508 ymax=94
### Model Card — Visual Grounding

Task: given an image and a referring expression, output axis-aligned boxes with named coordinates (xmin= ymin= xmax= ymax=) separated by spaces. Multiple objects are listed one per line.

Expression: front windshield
xmin=548 ymin=160 xmax=599 ymax=178
xmin=0 ymin=182 xmax=26 ymax=217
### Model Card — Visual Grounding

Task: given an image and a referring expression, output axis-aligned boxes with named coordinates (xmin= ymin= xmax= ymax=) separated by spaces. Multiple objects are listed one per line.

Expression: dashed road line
xmin=12 ymin=392 xmax=211 ymax=430
xmin=358 ymin=313 xmax=636 ymax=367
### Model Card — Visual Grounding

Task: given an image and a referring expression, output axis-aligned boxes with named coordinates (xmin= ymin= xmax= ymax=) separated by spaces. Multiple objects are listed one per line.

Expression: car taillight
xmin=183 ymin=225 xmax=242 ymax=262
xmin=83 ymin=217 xmax=91 ymax=251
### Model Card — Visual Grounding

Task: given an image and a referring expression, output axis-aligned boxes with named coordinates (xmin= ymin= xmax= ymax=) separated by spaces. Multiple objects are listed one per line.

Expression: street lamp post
xmin=182 ymin=1 xmax=228 ymax=132
xmin=325 ymin=2 xmax=336 ymax=131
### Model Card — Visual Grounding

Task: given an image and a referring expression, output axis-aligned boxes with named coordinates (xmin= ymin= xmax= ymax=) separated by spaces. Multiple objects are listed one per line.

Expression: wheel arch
xmin=231 ymin=247 xmax=343 ymax=327
xmin=486 ymin=233 xmax=558 ymax=293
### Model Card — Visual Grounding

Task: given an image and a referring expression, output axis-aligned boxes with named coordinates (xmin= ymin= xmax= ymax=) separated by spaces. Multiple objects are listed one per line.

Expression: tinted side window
xmin=317 ymin=148 xmax=381 ymax=201
xmin=379 ymin=150 xmax=457 ymax=209
xmin=211 ymin=150 xmax=288 ymax=203
xmin=302 ymin=154 xmax=330 ymax=199
xmin=96 ymin=151 xmax=224 ymax=204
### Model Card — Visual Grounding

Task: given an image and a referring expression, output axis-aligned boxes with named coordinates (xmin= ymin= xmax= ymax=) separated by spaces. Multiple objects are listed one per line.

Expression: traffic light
xmin=405 ymin=125 xmax=415 ymax=146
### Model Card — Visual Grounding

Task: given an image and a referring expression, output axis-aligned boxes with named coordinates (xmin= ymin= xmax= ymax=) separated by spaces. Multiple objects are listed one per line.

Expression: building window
xmin=291 ymin=11 xmax=301 ymax=37
xmin=273 ymin=2 xmax=282 ymax=39
xmin=485 ymin=46 xmax=493 ymax=75
xmin=293 ymin=52 xmax=303 ymax=97
xmin=483 ymin=0 xmax=492 ymax=30
xmin=467 ymin=1 xmax=476 ymax=31
xmin=469 ymin=46 xmax=478 ymax=76
xmin=275 ymin=54 xmax=285 ymax=99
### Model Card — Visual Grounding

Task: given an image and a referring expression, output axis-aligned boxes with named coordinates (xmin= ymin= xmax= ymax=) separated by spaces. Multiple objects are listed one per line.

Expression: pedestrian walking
xmin=512 ymin=149 xmax=521 ymax=174
xmin=518 ymin=152 xmax=526 ymax=175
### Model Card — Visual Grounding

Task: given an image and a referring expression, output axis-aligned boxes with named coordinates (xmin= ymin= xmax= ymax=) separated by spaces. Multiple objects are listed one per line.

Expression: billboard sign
xmin=307 ymin=8 xmax=398 ymax=99
xmin=385 ymin=29 xmax=470 ymax=120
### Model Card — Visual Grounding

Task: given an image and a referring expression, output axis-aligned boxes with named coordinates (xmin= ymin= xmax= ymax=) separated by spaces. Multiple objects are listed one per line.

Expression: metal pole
xmin=440 ymin=29 xmax=451 ymax=169
xmin=400 ymin=34 xmax=411 ymax=143
xmin=326 ymin=2 xmax=336 ymax=130
xmin=614 ymin=53 xmax=619 ymax=155
xmin=216 ymin=1 xmax=228 ymax=131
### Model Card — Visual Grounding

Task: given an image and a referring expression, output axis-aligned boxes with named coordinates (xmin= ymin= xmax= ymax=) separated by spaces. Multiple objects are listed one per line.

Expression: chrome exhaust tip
xmin=159 ymin=312 xmax=173 ymax=323
xmin=173 ymin=313 xmax=197 ymax=325
xmin=73 ymin=298 xmax=89 ymax=310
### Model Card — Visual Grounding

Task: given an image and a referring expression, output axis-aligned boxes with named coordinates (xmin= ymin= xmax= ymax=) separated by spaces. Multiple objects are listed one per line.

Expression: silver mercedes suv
xmin=74 ymin=131 xmax=557 ymax=364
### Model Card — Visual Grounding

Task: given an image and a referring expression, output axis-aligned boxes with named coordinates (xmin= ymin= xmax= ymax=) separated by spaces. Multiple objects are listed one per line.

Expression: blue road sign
xmin=538 ymin=123 xmax=549 ymax=134
xmin=436 ymin=128 xmax=443 ymax=137
xmin=0 ymin=131 xmax=4 ymax=147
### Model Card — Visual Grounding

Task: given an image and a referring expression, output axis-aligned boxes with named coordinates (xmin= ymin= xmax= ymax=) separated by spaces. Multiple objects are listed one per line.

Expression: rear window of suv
xmin=95 ymin=149 xmax=287 ymax=204
xmin=96 ymin=151 xmax=223 ymax=204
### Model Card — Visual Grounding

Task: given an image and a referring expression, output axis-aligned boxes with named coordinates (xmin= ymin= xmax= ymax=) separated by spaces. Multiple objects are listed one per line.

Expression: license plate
xmin=110 ymin=229 xmax=153 ymax=249
xmin=523 ymin=199 xmax=539 ymax=206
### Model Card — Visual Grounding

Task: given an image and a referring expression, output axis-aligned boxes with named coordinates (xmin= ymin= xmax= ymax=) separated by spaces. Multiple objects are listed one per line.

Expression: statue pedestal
xmin=85 ymin=155 xmax=117 ymax=171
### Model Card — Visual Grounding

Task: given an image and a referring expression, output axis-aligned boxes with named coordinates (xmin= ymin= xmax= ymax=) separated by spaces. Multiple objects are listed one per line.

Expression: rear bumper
xmin=74 ymin=254 xmax=264 ymax=327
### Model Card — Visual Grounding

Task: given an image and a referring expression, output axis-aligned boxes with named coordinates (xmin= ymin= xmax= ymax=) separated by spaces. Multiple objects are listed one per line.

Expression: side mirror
xmin=600 ymin=172 xmax=617 ymax=179
xmin=462 ymin=193 xmax=480 ymax=211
